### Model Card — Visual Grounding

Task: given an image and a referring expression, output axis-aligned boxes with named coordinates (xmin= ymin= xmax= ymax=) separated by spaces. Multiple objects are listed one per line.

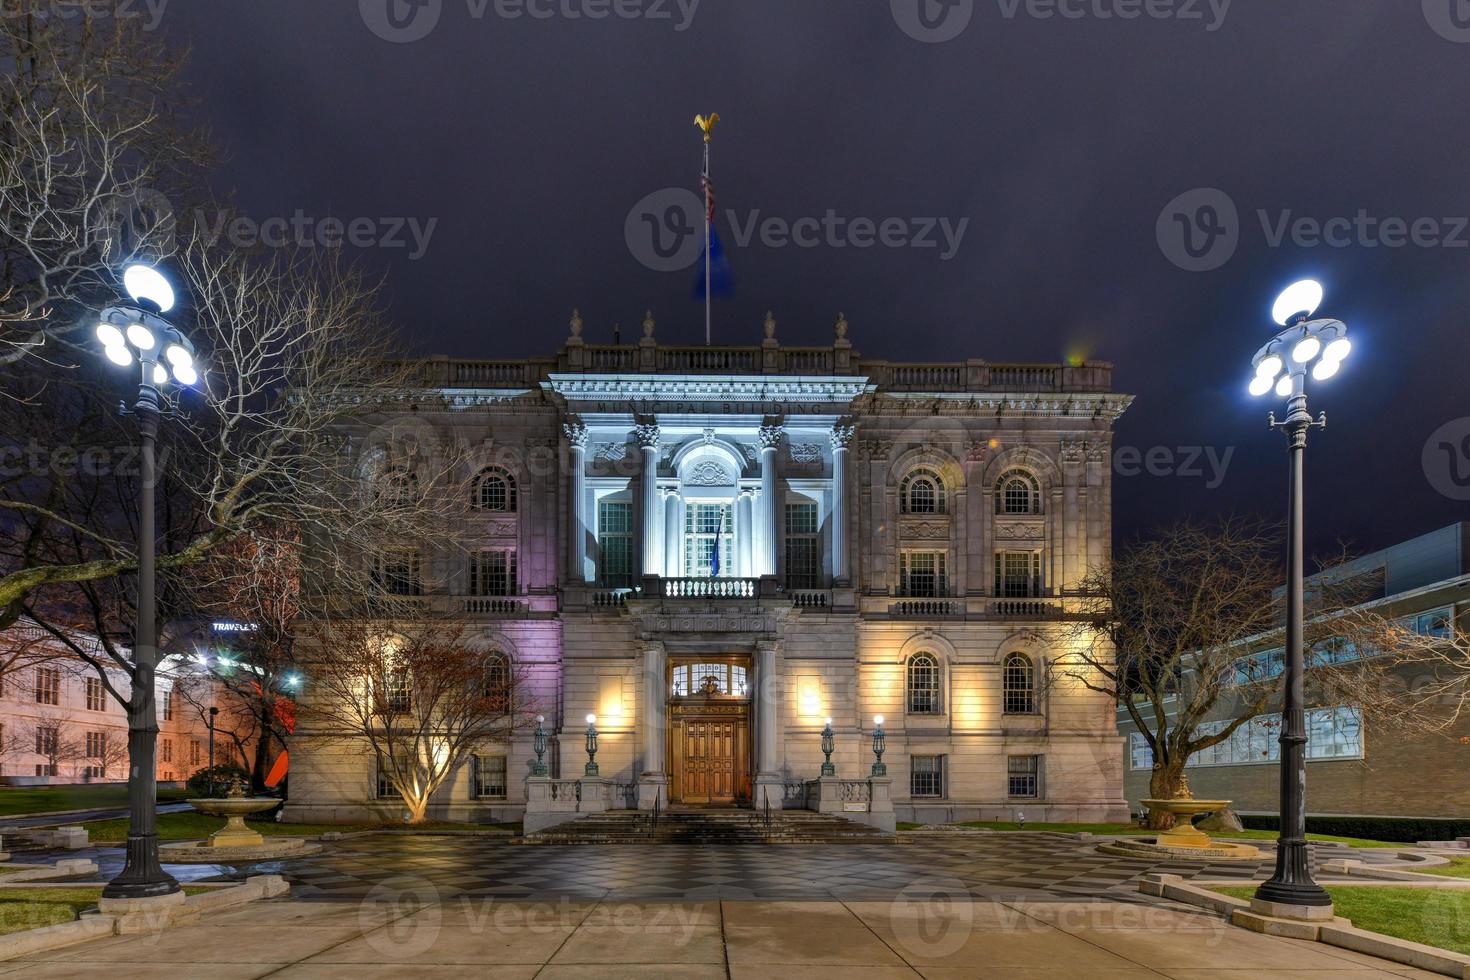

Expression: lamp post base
xmin=101 ymin=832 xmax=180 ymax=900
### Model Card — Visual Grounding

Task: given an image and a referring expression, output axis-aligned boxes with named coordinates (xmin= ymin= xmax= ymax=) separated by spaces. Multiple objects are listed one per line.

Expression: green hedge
xmin=1241 ymin=814 xmax=1470 ymax=843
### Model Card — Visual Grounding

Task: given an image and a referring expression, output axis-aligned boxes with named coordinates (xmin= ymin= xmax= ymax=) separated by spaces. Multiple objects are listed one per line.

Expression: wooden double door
xmin=670 ymin=708 xmax=751 ymax=805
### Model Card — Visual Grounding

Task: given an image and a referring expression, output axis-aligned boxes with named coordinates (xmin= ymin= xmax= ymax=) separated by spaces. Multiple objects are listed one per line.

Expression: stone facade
xmin=285 ymin=317 xmax=1134 ymax=825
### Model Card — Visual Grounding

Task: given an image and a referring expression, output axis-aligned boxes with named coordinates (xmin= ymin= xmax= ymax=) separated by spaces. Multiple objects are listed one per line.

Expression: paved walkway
xmin=0 ymin=835 xmax=1445 ymax=977
xmin=0 ymin=896 xmax=1442 ymax=978
xmin=274 ymin=834 xmax=1279 ymax=902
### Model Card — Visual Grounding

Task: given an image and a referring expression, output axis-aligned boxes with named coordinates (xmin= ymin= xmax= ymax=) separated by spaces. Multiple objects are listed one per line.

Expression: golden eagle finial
xmin=694 ymin=112 xmax=720 ymax=143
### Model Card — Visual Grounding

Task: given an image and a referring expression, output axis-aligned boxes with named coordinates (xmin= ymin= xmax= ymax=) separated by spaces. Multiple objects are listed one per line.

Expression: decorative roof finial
xmin=643 ymin=310 xmax=656 ymax=338
xmin=764 ymin=310 xmax=777 ymax=340
xmin=569 ymin=308 xmax=583 ymax=339
xmin=835 ymin=312 xmax=849 ymax=341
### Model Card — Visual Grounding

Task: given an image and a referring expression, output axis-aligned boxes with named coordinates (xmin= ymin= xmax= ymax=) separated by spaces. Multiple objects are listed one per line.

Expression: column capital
xmin=642 ymin=640 xmax=666 ymax=656
xmin=634 ymin=422 xmax=661 ymax=450
xmin=830 ymin=423 xmax=857 ymax=451
xmin=758 ymin=424 xmax=784 ymax=451
xmin=563 ymin=418 xmax=589 ymax=450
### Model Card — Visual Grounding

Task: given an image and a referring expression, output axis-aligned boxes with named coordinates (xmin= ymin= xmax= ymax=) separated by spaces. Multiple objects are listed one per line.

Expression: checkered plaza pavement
xmin=276 ymin=832 xmax=1280 ymax=903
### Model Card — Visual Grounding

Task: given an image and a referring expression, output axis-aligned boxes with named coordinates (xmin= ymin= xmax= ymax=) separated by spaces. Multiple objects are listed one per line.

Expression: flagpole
xmin=704 ymin=138 xmax=711 ymax=348
xmin=695 ymin=112 xmax=719 ymax=347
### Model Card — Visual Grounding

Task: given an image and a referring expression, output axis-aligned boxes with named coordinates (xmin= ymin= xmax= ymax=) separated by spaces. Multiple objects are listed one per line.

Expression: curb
xmin=0 ymin=874 xmax=289 ymax=961
xmin=1141 ymin=873 xmax=1470 ymax=979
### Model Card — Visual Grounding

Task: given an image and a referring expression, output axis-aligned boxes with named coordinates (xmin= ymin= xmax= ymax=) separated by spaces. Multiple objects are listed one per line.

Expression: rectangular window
xmin=160 ymin=738 xmax=173 ymax=763
xmin=372 ymin=550 xmax=422 ymax=596
xmin=376 ymin=750 xmax=410 ymax=798
xmin=1411 ymin=608 xmax=1453 ymax=638
xmin=468 ymin=549 xmax=517 ymax=597
xmin=161 ymin=687 xmax=174 ymax=721
xmin=190 ymin=740 xmax=202 ymax=766
xmin=1007 ymin=755 xmax=1040 ymax=799
xmin=684 ymin=503 xmax=734 ymax=577
xmin=85 ymin=731 xmax=106 ymax=758
xmin=34 ymin=726 xmax=58 ymax=756
xmin=85 ymin=676 xmax=105 ymax=712
xmin=910 ymin=755 xmax=944 ymax=798
xmin=34 ymin=667 xmax=60 ymax=706
xmin=598 ymin=500 xmax=635 ymax=587
xmin=994 ymin=552 xmax=1043 ymax=598
xmin=784 ymin=502 xmax=820 ymax=589
xmin=474 ymin=754 xmax=508 ymax=799
xmin=900 ymin=551 xmax=947 ymax=597
xmin=1129 ymin=733 xmax=1154 ymax=770
xmin=383 ymin=672 xmax=412 ymax=714
xmin=1156 ymin=706 xmax=1364 ymax=770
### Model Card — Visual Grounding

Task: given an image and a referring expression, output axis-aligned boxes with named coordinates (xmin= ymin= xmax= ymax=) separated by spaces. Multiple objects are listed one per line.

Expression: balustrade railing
xmin=460 ymin=597 xmax=526 ymax=616
xmin=661 ymin=577 xmax=760 ymax=599
xmin=788 ymin=590 xmax=830 ymax=609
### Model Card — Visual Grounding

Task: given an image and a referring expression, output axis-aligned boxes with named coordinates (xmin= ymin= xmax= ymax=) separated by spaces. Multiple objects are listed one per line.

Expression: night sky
xmin=156 ymin=1 xmax=1469 ymax=557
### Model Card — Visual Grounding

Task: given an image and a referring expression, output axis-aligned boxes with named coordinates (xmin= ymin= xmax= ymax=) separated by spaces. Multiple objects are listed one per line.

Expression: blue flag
xmin=710 ymin=505 xmax=725 ymax=577
xmin=693 ymin=226 xmax=734 ymax=300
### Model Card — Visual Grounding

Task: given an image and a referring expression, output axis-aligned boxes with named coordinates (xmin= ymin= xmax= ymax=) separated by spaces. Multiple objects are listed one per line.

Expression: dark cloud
xmin=158 ymin=0 xmax=1470 ymax=555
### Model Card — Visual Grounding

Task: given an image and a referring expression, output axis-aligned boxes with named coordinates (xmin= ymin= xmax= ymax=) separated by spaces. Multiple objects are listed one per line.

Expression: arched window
xmin=906 ymin=653 xmax=942 ymax=715
xmin=473 ymin=466 xmax=517 ymax=512
xmin=1003 ymin=653 xmax=1036 ymax=714
xmin=901 ymin=468 xmax=946 ymax=515
xmin=995 ymin=469 xmax=1041 ymax=515
xmin=481 ymin=653 xmax=511 ymax=712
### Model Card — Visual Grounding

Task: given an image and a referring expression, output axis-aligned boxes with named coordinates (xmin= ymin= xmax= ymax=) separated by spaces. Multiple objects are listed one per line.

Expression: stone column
xmin=564 ymin=419 xmax=589 ymax=582
xmin=758 ymin=424 xmax=783 ymax=577
xmin=638 ymin=642 xmax=669 ymax=809
xmin=662 ymin=489 xmax=684 ymax=578
xmin=830 ymin=424 xmax=855 ymax=585
xmin=736 ymin=488 xmax=755 ymax=577
xmin=754 ymin=640 xmax=783 ymax=808
xmin=635 ymin=422 xmax=661 ymax=577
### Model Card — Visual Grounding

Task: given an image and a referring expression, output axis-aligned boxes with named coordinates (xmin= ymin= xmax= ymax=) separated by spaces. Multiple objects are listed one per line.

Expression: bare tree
xmin=1334 ymin=606 xmax=1470 ymax=734
xmin=1053 ymin=517 xmax=1373 ymax=828
xmin=0 ymin=3 xmax=212 ymax=365
xmin=298 ymin=619 xmax=534 ymax=824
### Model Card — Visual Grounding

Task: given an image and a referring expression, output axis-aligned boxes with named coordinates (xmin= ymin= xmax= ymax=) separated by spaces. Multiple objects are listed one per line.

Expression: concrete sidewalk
xmin=0 ymin=896 xmax=1444 ymax=979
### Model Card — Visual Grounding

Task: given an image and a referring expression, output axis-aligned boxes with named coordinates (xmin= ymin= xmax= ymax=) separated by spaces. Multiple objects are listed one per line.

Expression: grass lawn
xmin=1413 ymin=857 xmax=1470 ymax=879
xmin=948 ymin=821 xmax=1400 ymax=848
xmin=1211 ymin=885 xmax=1470 ymax=955
xmin=82 ymin=811 xmax=519 ymax=842
xmin=0 ymin=784 xmax=191 ymax=818
xmin=0 ymin=886 xmax=211 ymax=937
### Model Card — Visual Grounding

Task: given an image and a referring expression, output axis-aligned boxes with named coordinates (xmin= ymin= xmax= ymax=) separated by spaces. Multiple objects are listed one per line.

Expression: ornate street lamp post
xmin=1247 ymin=279 xmax=1350 ymax=915
xmin=870 ymin=715 xmax=886 ymax=777
xmin=584 ymin=714 xmax=599 ymax=776
xmin=94 ymin=263 xmax=199 ymax=901
xmin=532 ymin=715 xmax=549 ymax=776
xmin=820 ymin=717 xmax=835 ymax=777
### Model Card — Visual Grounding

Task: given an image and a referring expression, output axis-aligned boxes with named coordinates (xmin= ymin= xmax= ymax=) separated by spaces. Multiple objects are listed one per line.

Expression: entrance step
xmin=522 ymin=808 xmax=894 ymax=845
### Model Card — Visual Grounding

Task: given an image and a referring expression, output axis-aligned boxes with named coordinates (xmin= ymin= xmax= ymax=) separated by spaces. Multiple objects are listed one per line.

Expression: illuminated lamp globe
xmin=1323 ymin=337 xmax=1351 ymax=362
xmin=1274 ymin=375 xmax=1293 ymax=397
xmin=1291 ymin=336 xmax=1321 ymax=363
xmin=172 ymin=363 xmax=198 ymax=386
xmin=151 ymin=363 xmax=169 ymax=385
xmin=1248 ymin=375 xmax=1273 ymax=397
xmin=164 ymin=343 xmax=193 ymax=368
xmin=1272 ymin=279 xmax=1323 ymax=326
xmin=1312 ymin=359 xmax=1341 ymax=381
xmin=126 ymin=323 xmax=156 ymax=350
xmin=122 ymin=264 xmax=176 ymax=313
xmin=1255 ymin=355 xmax=1283 ymax=379
xmin=96 ymin=322 xmax=124 ymax=348
xmin=104 ymin=344 xmax=132 ymax=367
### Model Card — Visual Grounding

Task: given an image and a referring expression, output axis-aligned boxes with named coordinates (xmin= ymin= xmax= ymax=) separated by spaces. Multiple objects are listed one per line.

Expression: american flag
xmin=700 ymin=174 xmax=716 ymax=223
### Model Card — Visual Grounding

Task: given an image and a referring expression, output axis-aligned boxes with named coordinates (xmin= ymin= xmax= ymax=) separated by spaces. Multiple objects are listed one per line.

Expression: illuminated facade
xmin=286 ymin=315 xmax=1133 ymax=825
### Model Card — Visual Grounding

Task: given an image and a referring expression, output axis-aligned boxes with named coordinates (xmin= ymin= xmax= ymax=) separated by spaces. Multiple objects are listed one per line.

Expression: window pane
xmin=599 ymin=501 xmax=635 ymax=587
xmin=476 ymin=755 xmax=508 ymax=798
xmin=1007 ymin=755 xmax=1039 ymax=798
xmin=910 ymin=755 xmax=944 ymax=797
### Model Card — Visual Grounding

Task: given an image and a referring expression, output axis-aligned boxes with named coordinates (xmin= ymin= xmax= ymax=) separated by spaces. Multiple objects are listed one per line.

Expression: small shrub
xmin=185 ymin=765 xmax=251 ymax=797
